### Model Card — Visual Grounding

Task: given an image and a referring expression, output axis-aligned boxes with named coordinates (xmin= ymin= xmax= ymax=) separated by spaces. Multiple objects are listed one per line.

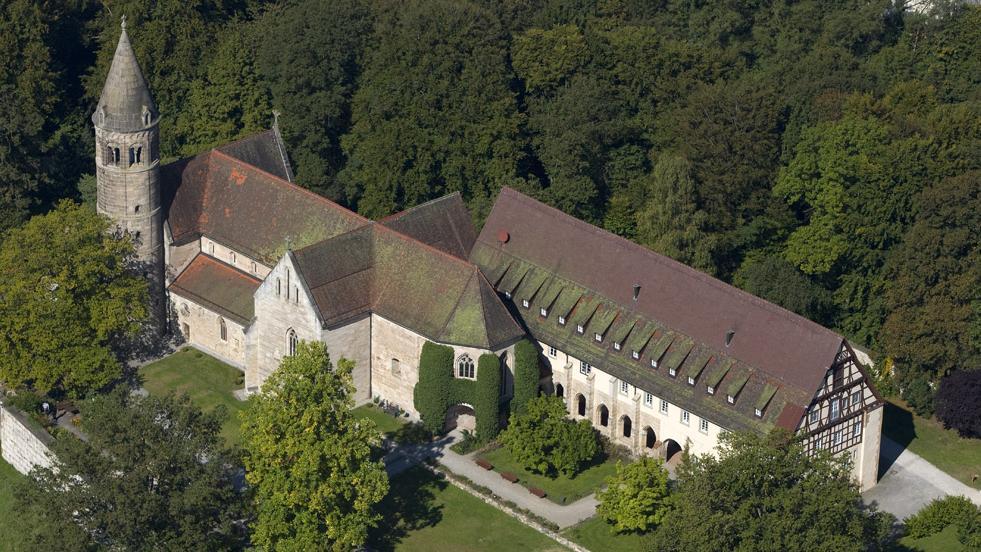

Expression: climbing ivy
xmin=413 ymin=342 xmax=502 ymax=439
xmin=512 ymin=339 xmax=540 ymax=414
xmin=413 ymin=341 xmax=453 ymax=433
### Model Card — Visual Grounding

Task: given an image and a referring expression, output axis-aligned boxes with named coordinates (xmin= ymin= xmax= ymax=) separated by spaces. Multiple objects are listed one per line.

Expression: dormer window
xmin=754 ymin=408 xmax=763 ymax=418
xmin=558 ymin=315 xmax=566 ymax=325
xmin=651 ymin=359 xmax=658 ymax=369
xmin=521 ymin=299 xmax=529 ymax=308
xmin=687 ymin=376 xmax=695 ymax=385
xmin=576 ymin=324 xmax=584 ymax=334
xmin=540 ymin=307 xmax=548 ymax=317
xmin=668 ymin=366 xmax=676 ymax=377
xmin=707 ymin=385 xmax=715 ymax=395
xmin=594 ymin=333 xmax=602 ymax=342
xmin=727 ymin=394 xmax=735 ymax=404
xmin=631 ymin=350 xmax=639 ymax=360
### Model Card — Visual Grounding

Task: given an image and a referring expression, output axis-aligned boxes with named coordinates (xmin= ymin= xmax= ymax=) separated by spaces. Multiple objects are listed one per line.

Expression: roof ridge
xmin=210 ymin=149 xmax=370 ymax=224
xmin=474 ymin=267 xmax=526 ymax=337
xmin=377 ymin=191 xmax=465 ymax=223
xmin=495 ymin=187 xmax=842 ymax=342
xmin=193 ymin=252 xmax=263 ymax=284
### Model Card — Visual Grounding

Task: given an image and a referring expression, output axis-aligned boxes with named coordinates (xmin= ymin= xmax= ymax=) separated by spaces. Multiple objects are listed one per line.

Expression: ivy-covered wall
xmin=412 ymin=341 xmax=502 ymax=440
xmin=512 ymin=339 xmax=540 ymax=414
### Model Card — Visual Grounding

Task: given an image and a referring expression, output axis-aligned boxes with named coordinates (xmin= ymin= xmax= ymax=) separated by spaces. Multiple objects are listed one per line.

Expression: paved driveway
xmin=862 ymin=437 xmax=981 ymax=520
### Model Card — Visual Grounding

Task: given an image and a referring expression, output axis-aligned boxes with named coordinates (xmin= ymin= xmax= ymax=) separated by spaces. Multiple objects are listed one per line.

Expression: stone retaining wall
xmin=0 ymin=401 xmax=55 ymax=475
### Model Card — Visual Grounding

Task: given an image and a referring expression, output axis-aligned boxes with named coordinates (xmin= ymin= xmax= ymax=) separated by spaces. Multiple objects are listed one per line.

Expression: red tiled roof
xmin=161 ymin=146 xmax=368 ymax=264
xmin=169 ymin=254 xmax=262 ymax=325
xmin=380 ymin=192 xmax=477 ymax=259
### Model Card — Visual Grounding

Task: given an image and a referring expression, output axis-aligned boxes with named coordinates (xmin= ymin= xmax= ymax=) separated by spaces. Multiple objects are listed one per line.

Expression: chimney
xmin=725 ymin=330 xmax=735 ymax=347
xmin=632 ymin=284 xmax=641 ymax=301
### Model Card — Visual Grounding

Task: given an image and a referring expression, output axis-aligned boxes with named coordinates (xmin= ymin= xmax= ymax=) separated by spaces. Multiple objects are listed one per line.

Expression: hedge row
xmin=475 ymin=354 xmax=501 ymax=441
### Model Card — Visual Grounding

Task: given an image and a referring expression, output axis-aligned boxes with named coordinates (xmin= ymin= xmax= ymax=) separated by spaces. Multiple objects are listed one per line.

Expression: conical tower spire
xmin=92 ymin=16 xmax=156 ymax=132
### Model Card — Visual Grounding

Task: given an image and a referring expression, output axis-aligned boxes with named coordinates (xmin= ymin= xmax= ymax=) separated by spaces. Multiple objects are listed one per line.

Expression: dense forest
xmin=1 ymin=0 xmax=978 ymax=409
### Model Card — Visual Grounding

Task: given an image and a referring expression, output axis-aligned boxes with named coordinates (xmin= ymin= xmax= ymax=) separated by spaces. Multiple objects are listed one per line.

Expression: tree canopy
xmin=242 ymin=341 xmax=389 ymax=551
xmin=0 ymin=201 xmax=147 ymax=397
xmin=13 ymin=389 xmax=247 ymax=551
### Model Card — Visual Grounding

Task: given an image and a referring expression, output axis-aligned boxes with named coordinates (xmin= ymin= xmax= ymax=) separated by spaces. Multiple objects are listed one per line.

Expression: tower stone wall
xmin=93 ymin=20 xmax=165 ymax=329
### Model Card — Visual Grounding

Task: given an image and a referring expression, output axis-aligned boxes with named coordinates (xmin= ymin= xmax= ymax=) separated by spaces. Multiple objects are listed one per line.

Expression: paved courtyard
xmin=862 ymin=437 xmax=981 ymax=520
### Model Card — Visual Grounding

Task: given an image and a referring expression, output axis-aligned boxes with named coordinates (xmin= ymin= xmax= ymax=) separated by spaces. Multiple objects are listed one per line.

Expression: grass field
xmin=140 ymin=347 xmax=247 ymax=447
xmin=882 ymin=399 xmax=981 ymax=490
xmin=369 ymin=466 xmax=566 ymax=551
xmin=562 ymin=515 xmax=648 ymax=552
xmin=0 ymin=457 xmax=28 ymax=551
xmin=352 ymin=403 xmax=405 ymax=438
xmin=900 ymin=524 xmax=968 ymax=551
xmin=478 ymin=446 xmax=621 ymax=504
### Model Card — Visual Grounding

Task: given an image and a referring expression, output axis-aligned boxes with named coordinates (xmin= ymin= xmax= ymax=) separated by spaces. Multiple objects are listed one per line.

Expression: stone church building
xmin=93 ymin=23 xmax=883 ymax=490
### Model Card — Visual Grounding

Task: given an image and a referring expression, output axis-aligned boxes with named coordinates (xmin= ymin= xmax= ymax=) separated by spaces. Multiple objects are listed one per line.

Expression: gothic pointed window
xmin=219 ymin=317 xmax=227 ymax=341
xmin=457 ymin=354 xmax=475 ymax=379
xmin=113 ymin=147 xmax=120 ymax=165
xmin=128 ymin=147 xmax=135 ymax=166
xmin=136 ymin=146 xmax=142 ymax=164
xmin=286 ymin=329 xmax=298 ymax=357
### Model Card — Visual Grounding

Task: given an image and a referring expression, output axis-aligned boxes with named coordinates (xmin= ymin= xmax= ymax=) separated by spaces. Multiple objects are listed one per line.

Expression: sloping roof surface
xmin=216 ymin=130 xmax=294 ymax=182
xmin=472 ymin=187 xmax=845 ymax=432
xmin=169 ymin=254 xmax=261 ymax=325
xmin=293 ymin=225 xmax=524 ymax=349
xmin=380 ymin=193 xmax=477 ymax=260
xmin=161 ymin=148 xmax=368 ymax=264
xmin=92 ymin=26 xmax=156 ymax=132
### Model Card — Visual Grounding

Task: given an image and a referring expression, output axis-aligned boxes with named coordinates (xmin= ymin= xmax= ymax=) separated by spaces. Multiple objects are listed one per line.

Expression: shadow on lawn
xmin=368 ymin=468 xmax=445 ymax=551
xmin=878 ymin=401 xmax=915 ymax=479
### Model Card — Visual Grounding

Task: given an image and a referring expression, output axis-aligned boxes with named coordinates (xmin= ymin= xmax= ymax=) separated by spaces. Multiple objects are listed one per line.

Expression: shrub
xmin=902 ymin=374 xmax=935 ymax=418
xmin=512 ymin=339 xmax=539 ymax=414
xmin=413 ymin=341 xmax=454 ymax=433
xmin=935 ymin=370 xmax=981 ymax=438
xmin=904 ymin=496 xmax=980 ymax=538
xmin=597 ymin=457 xmax=670 ymax=533
xmin=475 ymin=354 xmax=502 ymax=441
xmin=6 ymin=390 xmax=43 ymax=414
xmin=499 ymin=395 xmax=599 ymax=478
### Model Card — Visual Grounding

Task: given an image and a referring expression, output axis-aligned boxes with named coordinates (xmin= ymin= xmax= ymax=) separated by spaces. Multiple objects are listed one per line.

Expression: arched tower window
xmin=286 ymin=329 xmax=298 ymax=357
xmin=128 ymin=147 xmax=136 ymax=166
xmin=457 ymin=354 xmax=474 ymax=379
xmin=219 ymin=317 xmax=227 ymax=341
xmin=113 ymin=147 xmax=120 ymax=165
xmin=136 ymin=146 xmax=142 ymax=164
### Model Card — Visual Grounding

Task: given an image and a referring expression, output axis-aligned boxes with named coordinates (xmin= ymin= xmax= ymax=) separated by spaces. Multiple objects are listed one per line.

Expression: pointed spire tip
xmin=121 ymin=15 xmax=127 ymax=31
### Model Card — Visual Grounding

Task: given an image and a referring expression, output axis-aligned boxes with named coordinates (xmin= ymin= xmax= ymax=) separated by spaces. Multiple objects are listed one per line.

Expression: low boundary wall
xmin=0 ymin=401 xmax=55 ymax=475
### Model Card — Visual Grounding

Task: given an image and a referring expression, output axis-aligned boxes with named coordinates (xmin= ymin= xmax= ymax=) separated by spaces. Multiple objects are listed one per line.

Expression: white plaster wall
xmin=543 ymin=341 xmax=724 ymax=458
xmin=170 ymin=294 xmax=247 ymax=367
xmin=200 ymin=236 xmax=271 ymax=279
xmin=0 ymin=404 xmax=55 ymax=476
xmin=247 ymin=253 xmax=322 ymax=390
xmin=856 ymin=405 xmax=883 ymax=491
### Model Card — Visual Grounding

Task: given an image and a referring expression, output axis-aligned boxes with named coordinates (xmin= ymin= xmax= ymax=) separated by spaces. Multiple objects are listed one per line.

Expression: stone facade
xmin=171 ymin=294 xmax=247 ymax=368
xmin=0 ymin=403 xmax=55 ymax=476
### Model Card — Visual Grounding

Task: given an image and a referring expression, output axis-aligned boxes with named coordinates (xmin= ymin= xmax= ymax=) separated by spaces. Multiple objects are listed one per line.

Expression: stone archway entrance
xmin=644 ymin=426 xmax=657 ymax=450
xmin=444 ymin=404 xmax=476 ymax=432
xmin=664 ymin=438 xmax=683 ymax=464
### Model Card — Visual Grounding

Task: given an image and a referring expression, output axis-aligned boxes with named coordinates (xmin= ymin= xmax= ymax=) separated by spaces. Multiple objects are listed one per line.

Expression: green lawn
xmin=0 ymin=457 xmax=29 ymax=551
xmin=140 ymin=347 xmax=247 ymax=447
xmin=352 ymin=403 xmax=405 ymax=438
xmin=478 ymin=446 xmax=621 ymax=504
xmin=562 ymin=516 xmax=648 ymax=552
xmin=882 ymin=399 xmax=981 ymax=490
xmin=369 ymin=466 xmax=566 ymax=551
xmin=900 ymin=524 xmax=967 ymax=552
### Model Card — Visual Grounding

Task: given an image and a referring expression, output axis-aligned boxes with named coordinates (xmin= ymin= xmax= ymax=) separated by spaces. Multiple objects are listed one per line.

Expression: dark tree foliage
xmin=341 ymin=0 xmax=528 ymax=221
xmin=512 ymin=339 xmax=541 ymax=415
xmin=734 ymin=255 xmax=834 ymax=325
xmin=901 ymin=373 xmax=935 ymax=418
xmin=648 ymin=431 xmax=896 ymax=552
xmin=935 ymin=370 xmax=981 ymax=438
xmin=14 ymin=389 xmax=248 ymax=551
xmin=254 ymin=0 xmax=374 ymax=200
xmin=413 ymin=341 xmax=454 ymax=433
xmin=475 ymin=353 xmax=502 ymax=441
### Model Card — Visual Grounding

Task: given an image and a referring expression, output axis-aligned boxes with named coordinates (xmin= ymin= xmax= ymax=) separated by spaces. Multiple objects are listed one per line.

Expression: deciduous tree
xmin=597 ymin=457 xmax=670 ymax=533
xmin=499 ymin=395 xmax=598 ymax=477
xmin=242 ymin=341 xmax=389 ymax=551
xmin=0 ymin=201 xmax=148 ymax=397
xmin=14 ymin=389 xmax=247 ymax=550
